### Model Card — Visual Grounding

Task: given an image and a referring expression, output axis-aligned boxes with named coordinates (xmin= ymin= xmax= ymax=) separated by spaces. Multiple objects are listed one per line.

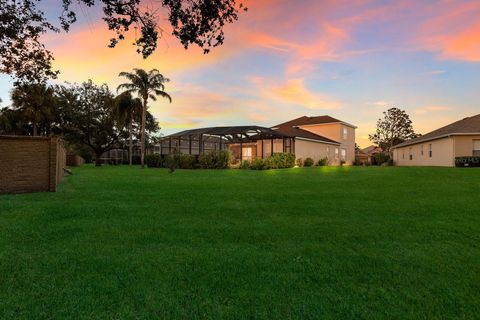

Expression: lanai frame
xmin=158 ymin=126 xmax=295 ymax=161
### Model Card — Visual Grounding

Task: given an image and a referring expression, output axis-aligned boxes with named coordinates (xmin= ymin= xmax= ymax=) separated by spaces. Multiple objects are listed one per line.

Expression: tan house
xmin=272 ymin=116 xmax=356 ymax=165
xmin=159 ymin=115 xmax=357 ymax=165
xmin=392 ymin=114 xmax=480 ymax=167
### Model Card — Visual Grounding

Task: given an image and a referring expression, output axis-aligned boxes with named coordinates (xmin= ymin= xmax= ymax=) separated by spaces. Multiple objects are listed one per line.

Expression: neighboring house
xmin=355 ymin=145 xmax=383 ymax=165
xmin=392 ymin=114 xmax=480 ymax=167
xmin=159 ymin=115 xmax=357 ymax=165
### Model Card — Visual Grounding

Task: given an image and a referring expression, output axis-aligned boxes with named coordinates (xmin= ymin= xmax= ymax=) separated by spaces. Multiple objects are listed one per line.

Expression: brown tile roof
xmin=362 ymin=145 xmax=382 ymax=154
xmin=272 ymin=115 xmax=347 ymax=128
xmin=393 ymin=114 xmax=480 ymax=148
xmin=273 ymin=126 xmax=340 ymax=145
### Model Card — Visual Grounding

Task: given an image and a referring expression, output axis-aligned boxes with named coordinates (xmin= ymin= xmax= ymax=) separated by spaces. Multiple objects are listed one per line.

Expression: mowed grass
xmin=0 ymin=165 xmax=479 ymax=319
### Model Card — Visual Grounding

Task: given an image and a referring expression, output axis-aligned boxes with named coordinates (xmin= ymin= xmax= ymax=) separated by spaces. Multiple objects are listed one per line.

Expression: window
xmin=429 ymin=144 xmax=432 ymax=158
xmin=343 ymin=127 xmax=348 ymax=140
xmin=409 ymin=147 xmax=413 ymax=160
xmin=421 ymin=144 xmax=424 ymax=156
xmin=341 ymin=148 xmax=346 ymax=160
xmin=326 ymin=146 xmax=330 ymax=155
xmin=474 ymin=140 xmax=480 ymax=157
xmin=335 ymin=148 xmax=339 ymax=159
xmin=402 ymin=149 xmax=405 ymax=159
xmin=242 ymin=147 xmax=252 ymax=161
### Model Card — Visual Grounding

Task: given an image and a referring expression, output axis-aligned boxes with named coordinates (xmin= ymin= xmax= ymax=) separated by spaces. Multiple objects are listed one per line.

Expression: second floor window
xmin=343 ymin=127 xmax=348 ymax=140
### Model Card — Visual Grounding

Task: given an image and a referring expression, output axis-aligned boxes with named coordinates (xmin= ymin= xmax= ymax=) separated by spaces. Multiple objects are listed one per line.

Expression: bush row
xmin=241 ymin=153 xmax=296 ymax=170
xmin=145 ymin=150 xmax=232 ymax=170
xmin=295 ymin=157 xmax=329 ymax=167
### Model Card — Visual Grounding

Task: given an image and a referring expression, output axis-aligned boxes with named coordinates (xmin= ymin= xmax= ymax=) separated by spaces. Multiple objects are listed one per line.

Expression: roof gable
xmin=272 ymin=115 xmax=347 ymax=129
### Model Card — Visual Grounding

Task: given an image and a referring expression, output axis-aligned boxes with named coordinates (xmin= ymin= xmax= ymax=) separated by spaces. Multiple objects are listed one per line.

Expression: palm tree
xmin=10 ymin=83 xmax=55 ymax=136
xmin=117 ymin=69 xmax=172 ymax=168
xmin=114 ymin=92 xmax=142 ymax=166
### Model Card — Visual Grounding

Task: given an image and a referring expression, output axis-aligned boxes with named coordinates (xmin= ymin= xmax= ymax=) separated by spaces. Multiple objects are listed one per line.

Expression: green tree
xmin=369 ymin=107 xmax=419 ymax=154
xmin=117 ymin=68 xmax=171 ymax=168
xmin=1 ymin=0 xmax=246 ymax=83
xmin=58 ymin=80 xmax=120 ymax=166
xmin=10 ymin=83 xmax=56 ymax=136
xmin=114 ymin=92 xmax=142 ymax=166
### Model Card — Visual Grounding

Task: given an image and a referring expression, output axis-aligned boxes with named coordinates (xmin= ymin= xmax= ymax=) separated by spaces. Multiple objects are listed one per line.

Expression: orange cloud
xmin=419 ymin=1 xmax=480 ymax=61
xmin=252 ymin=77 xmax=341 ymax=110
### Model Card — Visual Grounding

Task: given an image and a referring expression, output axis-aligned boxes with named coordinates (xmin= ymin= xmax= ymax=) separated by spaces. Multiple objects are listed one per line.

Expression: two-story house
xmin=272 ymin=116 xmax=357 ymax=165
xmin=159 ymin=115 xmax=357 ymax=166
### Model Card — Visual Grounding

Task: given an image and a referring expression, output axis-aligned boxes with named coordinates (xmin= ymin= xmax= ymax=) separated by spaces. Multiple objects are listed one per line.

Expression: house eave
xmin=392 ymin=133 xmax=480 ymax=149
xmin=295 ymin=137 xmax=341 ymax=145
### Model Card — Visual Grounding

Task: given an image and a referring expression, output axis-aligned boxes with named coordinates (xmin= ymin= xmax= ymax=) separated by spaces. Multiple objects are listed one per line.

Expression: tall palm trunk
xmin=129 ymin=117 xmax=133 ymax=166
xmin=141 ymin=97 xmax=147 ymax=169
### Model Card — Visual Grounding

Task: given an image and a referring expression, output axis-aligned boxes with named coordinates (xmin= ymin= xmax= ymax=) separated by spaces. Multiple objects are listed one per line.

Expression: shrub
xmin=265 ymin=153 xmax=295 ymax=169
xmin=296 ymin=158 xmax=303 ymax=167
xmin=250 ymin=158 xmax=267 ymax=170
xmin=455 ymin=156 xmax=480 ymax=167
xmin=239 ymin=160 xmax=250 ymax=169
xmin=317 ymin=157 xmax=329 ymax=166
xmin=304 ymin=157 xmax=314 ymax=167
xmin=374 ymin=152 xmax=390 ymax=165
xmin=340 ymin=160 xmax=346 ymax=166
xmin=177 ymin=154 xmax=196 ymax=169
xmin=145 ymin=154 xmax=162 ymax=168
xmin=199 ymin=150 xmax=231 ymax=169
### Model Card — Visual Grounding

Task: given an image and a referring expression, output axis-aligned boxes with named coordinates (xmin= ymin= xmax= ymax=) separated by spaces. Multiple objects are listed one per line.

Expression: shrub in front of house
xmin=145 ymin=154 xmax=162 ymax=168
xmin=374 ymin=152 xmax=390 ymax=165
xmin=265 ymin=153 xmax=295 ymax=169
xmin=177 ymin=154 xmax=197 ymax=169
xmin=455 ymin=156 xmax=480 ymax=167
xmin=250 ymin=157 xmax=267 ymax=170
xmin=303 ymin=157 xmax=314 ymax=167
xmin=296 ymin=158 xmax=303 ymax=167
xmin=317 ymin=157 xmax=329 ymax=166
xmin=199 ymin=150 xmax=232 ymax=169
xmin=239 ymin=160 xmax=250 ymax=169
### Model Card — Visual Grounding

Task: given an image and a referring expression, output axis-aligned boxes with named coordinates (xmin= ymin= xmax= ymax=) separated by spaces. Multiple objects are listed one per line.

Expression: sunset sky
xmin=1 ymin=0 xmax=480 ymax=147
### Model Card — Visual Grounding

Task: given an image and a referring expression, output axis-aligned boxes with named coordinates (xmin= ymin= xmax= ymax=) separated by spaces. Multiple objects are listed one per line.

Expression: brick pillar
xmin=49 ymin=137 xmax=58 ymax=192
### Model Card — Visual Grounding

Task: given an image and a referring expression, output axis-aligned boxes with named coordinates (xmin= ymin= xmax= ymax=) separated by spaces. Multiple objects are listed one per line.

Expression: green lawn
xmin=1 ymin=166 xmax=479 ymax=319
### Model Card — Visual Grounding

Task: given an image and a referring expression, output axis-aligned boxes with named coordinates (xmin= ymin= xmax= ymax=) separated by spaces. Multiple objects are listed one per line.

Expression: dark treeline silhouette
xmin=0 ymin=75 xmax=165 ymax=167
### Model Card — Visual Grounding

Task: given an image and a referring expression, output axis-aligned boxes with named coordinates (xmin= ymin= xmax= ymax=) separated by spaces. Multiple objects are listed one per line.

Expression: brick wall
xmin=0 ymin=136 xmax=66 ymax=194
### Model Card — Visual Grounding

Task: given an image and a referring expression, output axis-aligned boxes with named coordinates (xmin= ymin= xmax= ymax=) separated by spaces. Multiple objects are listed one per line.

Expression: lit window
xmin=429 ymin=144 xmax=432 ymax=158
xmin=341 ymin=148 xmax=346 ymax=160
xmin=335 ymin=148 xmax=339 ymax=159
xmin=343 ymin=127 xmax=348 ymax=140
xmin=242 ymin=147 xmax=252 ymax=160
xmin=474 ymin=140 xmax=480 ymax=157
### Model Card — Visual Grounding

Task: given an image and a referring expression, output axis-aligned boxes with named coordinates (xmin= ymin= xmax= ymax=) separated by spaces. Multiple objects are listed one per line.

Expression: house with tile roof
xmin=392 ymin=114 xmax=480 ymax=166
xmin=159 ymin=115 xmax=357 ymax=165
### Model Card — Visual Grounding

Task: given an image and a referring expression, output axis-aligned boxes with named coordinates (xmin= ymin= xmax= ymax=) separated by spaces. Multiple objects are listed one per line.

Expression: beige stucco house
xmin=272 ymin=116 xmax=357 ymax=165
xmin=392 ymin=114 xmax=480 ymax=167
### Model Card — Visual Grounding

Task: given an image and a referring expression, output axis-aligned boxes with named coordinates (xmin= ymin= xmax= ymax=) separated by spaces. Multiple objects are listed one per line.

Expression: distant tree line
xmin=0 ymin=69 xmax=171 ymax=167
